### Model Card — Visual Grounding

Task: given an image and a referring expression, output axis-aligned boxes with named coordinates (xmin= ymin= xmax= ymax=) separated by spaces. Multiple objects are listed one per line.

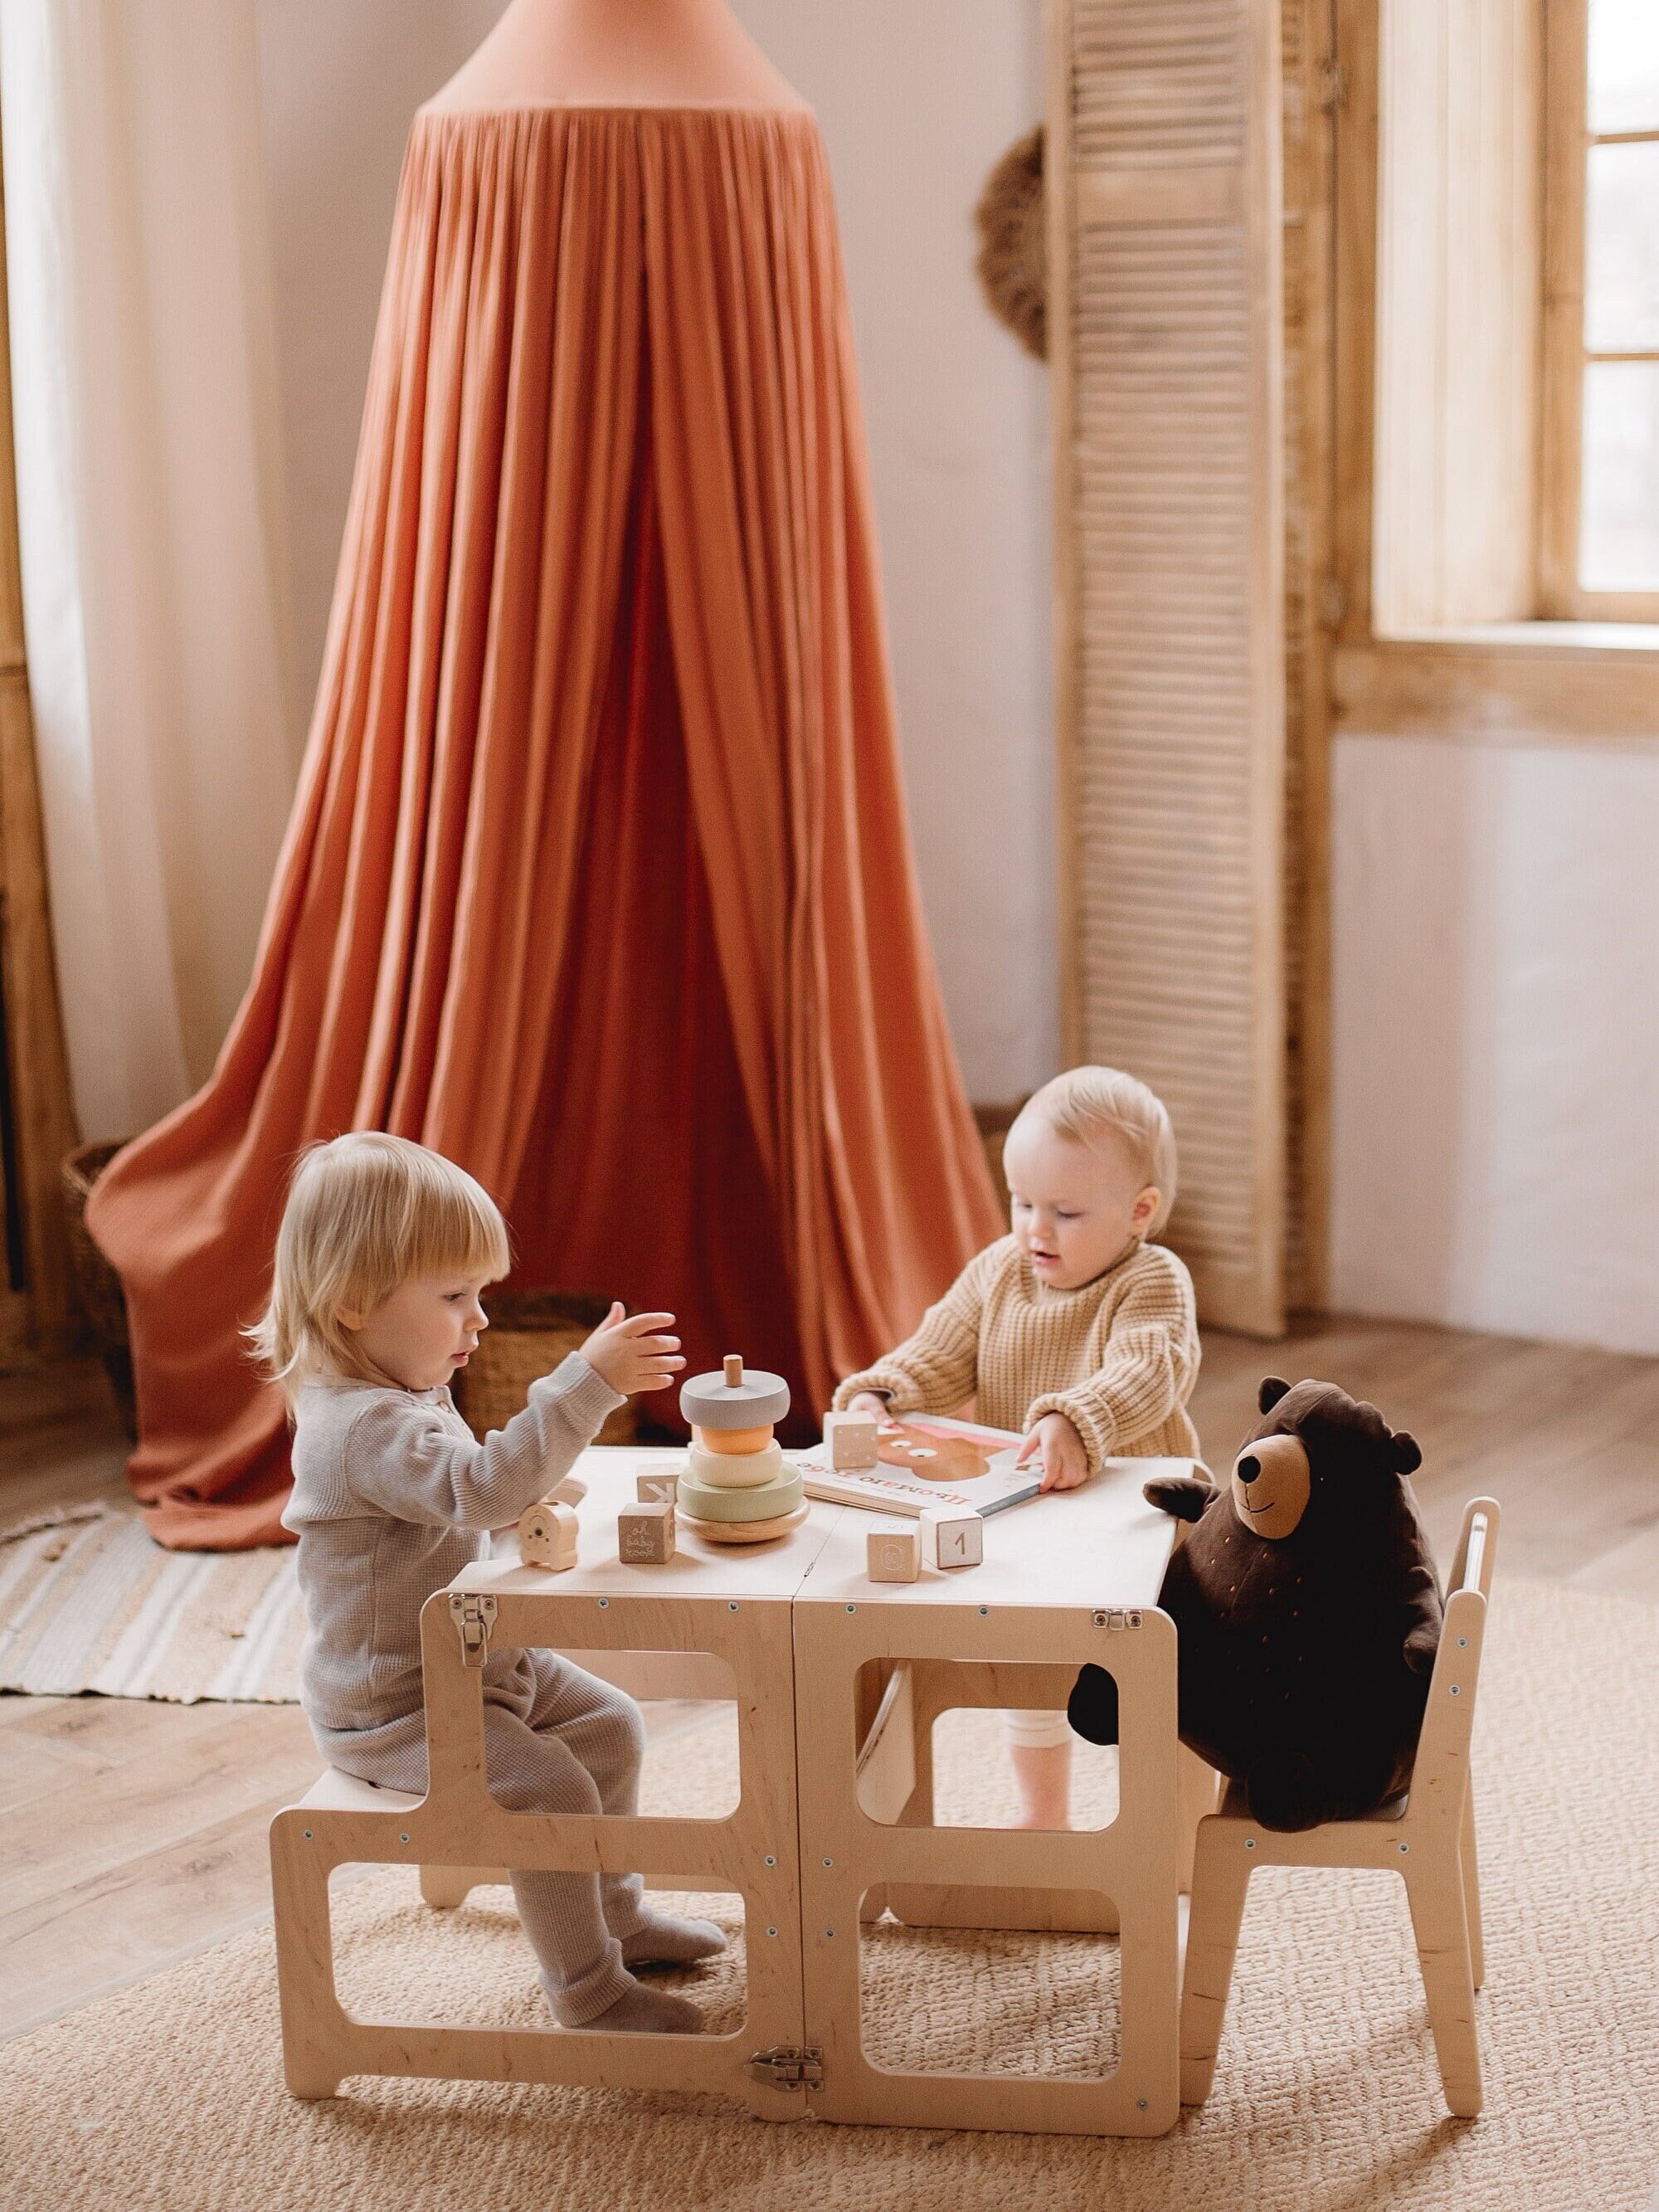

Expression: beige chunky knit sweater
xmin=834 ymin=1235 xmax=1200 ymax=1474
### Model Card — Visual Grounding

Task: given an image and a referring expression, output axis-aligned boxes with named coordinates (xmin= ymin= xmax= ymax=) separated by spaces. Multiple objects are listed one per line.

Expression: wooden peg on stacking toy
xmin=867 ymin=1527 xmax=922 ymax=1583
xmin=519 ymin=1498 xmax=579 ymax=1571
xmin=618 ymin=1500 xmax=675 ymax=1565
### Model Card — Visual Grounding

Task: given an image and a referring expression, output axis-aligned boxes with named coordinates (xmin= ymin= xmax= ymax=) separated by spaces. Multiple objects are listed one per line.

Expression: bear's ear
xmin=1389 ymin=1430 xmax=1422 ymax=1476
xmin=1257 ymin=1376 xmax=1292 ymax=1415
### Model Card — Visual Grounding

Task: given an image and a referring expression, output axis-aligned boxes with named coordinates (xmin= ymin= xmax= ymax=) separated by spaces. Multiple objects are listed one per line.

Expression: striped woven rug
xmin=0 ymin=1504 xmax=301 ymax=1702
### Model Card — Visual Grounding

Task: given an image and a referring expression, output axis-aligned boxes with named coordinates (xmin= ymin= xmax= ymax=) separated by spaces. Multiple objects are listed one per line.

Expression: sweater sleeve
xmin=342 ymin=1353 xmax=624 ymax=1530
xmin=1025 ymin=1250 xmax=1198 ymax=1474
xmin=831 ymin=1244 xmax=1000 ymax=1417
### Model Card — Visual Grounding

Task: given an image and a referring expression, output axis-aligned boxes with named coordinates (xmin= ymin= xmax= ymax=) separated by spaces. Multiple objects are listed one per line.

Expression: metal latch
xmin=746 ymin=2044 xmax=824 ymax=2090
xmin=448 ymin=1592 xmax=498 ymax=1668
xmin=1092 ymin=1607 xmax=1143 ymax=1630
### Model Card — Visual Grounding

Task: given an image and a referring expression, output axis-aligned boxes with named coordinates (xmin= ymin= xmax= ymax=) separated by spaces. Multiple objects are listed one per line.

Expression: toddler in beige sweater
xmin=835 ymin=1066 xmax=1200 ymax=1829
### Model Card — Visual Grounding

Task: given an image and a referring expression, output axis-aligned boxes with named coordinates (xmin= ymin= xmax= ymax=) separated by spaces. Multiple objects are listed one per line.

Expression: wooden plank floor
xmin=2 ymin=1318 xmax=1656 ymax=2042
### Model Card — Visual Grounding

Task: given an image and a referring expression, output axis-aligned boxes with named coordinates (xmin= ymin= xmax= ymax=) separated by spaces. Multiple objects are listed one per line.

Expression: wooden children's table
xmin=270 ymin=1448 xmax=1187 ymax=2133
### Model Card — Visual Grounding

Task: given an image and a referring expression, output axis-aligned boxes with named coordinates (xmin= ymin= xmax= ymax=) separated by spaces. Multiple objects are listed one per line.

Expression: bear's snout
xmin=1228 ymin=1431 xmax=1311 ymax=1537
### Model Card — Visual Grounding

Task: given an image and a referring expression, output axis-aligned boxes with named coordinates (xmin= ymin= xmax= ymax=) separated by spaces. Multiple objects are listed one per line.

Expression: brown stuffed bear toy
xmin=1068 ymin=1377 xmax=1443 ymax=1831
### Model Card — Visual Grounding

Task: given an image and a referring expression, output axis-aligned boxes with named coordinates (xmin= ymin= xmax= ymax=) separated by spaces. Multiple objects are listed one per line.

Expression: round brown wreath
xmin=974 ymin=124 xmax=1047 ymax=361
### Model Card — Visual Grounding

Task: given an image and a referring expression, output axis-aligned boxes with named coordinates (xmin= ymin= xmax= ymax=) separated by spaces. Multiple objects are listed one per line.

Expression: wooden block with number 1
xmin=922 ymin=1507 xmax=983 ymax=1571
xmin=867 ymin=1527 xmax=922 ymax=1583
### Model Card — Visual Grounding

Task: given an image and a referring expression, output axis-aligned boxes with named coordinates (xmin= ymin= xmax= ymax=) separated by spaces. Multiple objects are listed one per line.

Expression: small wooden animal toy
xmin=618 ymin=1499 xmax=676 ymax=1565
xmin=636 ymin=1467 xmax=679 ymax=1505
xmin=519 ymin=1498 xmax=579 ymax=1571
xmin=922 ymin=1506 xmax=984 ymax=1571
xmin=823 ymin=1408 xmax=881 ymax=1470
xmin=867 ymin=1526 xmax=922 ymax=1583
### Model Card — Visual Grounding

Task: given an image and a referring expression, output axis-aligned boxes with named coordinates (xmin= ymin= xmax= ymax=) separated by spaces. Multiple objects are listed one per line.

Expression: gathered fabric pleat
xmin=86 ymin=107 xmax=1000 ymax=1548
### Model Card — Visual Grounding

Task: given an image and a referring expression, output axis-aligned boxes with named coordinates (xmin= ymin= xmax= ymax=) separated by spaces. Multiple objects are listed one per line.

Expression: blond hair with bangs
xmin=249 ymin=1133 xmax=511 ymax=1406
xmin=1007 ymin=1065 xmax=1178 ymax=1236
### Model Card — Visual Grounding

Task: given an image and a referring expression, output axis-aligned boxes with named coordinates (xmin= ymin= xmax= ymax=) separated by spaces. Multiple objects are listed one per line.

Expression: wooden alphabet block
xmin=867 ymin=1526 xmax=922 ymax=1583
xmin=635 ymin=1466 xmax=680 ymax=1505
xmin=922 ymin=1507 xmax=984 ymax=1571
xmin=548 ymin=1474 xmax=586 ymax=1508
xmin=824 ymin=1409 xmax=881 ymax=1470
xmin=618 ymin=1500 xmax=676 ymax=1565
xmin=518 ymin=1498 xmax=578 ymax=1571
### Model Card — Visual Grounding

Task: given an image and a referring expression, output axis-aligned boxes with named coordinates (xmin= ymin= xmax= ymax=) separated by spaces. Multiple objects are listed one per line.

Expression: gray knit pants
xmin=320 ymin=1654 xmax=648 ymax=2025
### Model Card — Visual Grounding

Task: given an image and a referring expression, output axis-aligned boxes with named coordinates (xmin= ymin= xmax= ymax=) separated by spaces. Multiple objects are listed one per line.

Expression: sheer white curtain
xmin=1 ymin=0 xmax=300 ymax=1143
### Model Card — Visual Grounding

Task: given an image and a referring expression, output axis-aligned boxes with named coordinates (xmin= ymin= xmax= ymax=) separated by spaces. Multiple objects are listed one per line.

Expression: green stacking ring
xmin=674 ymin=1467 xmax=805 ymax=1523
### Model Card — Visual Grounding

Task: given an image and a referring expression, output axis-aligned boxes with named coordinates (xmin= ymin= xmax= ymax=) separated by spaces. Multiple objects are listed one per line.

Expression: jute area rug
xmin=7 ymin=1579 xmax=1658 ymax=2212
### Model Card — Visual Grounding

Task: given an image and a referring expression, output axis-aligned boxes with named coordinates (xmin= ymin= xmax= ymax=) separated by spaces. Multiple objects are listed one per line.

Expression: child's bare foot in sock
xmin=620 ymin=1912 xmax=727 ymax=1970
xmin=560 ymin=1976 xmax=705 ymax=2035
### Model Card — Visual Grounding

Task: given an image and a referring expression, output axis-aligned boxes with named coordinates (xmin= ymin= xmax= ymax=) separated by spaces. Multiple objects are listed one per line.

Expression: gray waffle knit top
xmin=280 ymin=1354 xmax=623 ymax=1738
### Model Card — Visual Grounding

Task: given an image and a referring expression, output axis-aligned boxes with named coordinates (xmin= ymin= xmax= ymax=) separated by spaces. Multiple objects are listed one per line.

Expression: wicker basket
xmin=61 ymin=1138 xmax=138 ymax=1435
xmin=452 ymin=1289 xmax=640 ymax=1447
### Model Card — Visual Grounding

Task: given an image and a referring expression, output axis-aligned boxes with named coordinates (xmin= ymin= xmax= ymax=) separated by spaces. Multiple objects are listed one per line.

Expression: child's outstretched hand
xmin=845 ymin=1390 xmax=889 ymax=1422
xmin=1017 ymin=1411 xmax=1088 ymax=1493
xmin=580 ymin=1304 xmax=685 ymax=1396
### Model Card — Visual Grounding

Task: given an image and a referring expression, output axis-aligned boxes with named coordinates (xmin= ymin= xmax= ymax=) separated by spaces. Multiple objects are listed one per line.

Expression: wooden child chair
xmin=1179 ymin=1495 xmax=1498 ymax=2118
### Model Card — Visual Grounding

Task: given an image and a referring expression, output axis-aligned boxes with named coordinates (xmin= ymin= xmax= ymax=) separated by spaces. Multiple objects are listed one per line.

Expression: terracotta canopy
xmin=87 ymin=105 xmax=1000 ymax=1548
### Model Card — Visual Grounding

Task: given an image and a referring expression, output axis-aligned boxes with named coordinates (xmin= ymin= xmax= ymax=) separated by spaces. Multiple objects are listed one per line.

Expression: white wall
xmin=253 ymin=0 xmax=504 ymax=703
xmin=730 ymin=1 xmax=1056 ymax=1104
xmin=1332 ymin=733 xmax=1659 ymax=1355
xmin=252 ymin=0 xmax=1057 ymax=1104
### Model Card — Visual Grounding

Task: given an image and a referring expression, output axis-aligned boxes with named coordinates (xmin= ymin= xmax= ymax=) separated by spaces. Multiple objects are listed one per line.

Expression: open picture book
xmin=795 ymin=1413 xmax=1041 ymax=1518
xmin=797 ymin=1415 xmax=1200 ymax=1520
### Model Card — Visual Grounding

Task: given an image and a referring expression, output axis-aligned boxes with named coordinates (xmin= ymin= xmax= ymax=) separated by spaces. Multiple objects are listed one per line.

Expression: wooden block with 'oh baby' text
xmin=619 ymin=1500 xmax=676 ymax=1566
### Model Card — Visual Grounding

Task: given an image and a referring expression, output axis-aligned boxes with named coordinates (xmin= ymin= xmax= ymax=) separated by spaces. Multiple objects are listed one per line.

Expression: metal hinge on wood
xmin=448 ymin=1592 xmax=497 ymax=1668
xmin=1319 ymin=61 xmax=1348 ymax=114
xmin=746 ymin=2045 xmax=824 ymax=2091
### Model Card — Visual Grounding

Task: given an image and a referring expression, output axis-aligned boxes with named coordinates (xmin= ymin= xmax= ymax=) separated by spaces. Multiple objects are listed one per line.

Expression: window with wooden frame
xmin=1331 ymin=0 xmax=1659 ymax=748
xmin=1541 ymin=0 xmax=1659 ymax=621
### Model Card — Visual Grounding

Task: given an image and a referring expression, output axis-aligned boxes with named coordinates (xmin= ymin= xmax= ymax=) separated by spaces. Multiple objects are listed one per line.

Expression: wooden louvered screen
xmin=1047 ymin=0 xmax=1288 ymax=1335
xmin=1278 ymin=0 xmax=1335 ymax=1314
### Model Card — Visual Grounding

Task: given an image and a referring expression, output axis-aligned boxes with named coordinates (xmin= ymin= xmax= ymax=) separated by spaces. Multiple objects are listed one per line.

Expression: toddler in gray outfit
xmin=258 ymin=1131 xmax=719 ymax=2034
